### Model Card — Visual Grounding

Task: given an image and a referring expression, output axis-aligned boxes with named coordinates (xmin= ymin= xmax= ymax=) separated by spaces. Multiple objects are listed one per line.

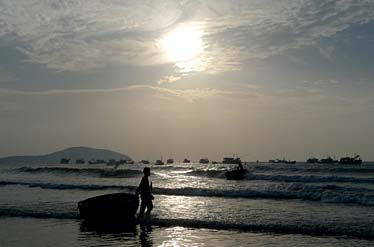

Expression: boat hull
xmin=78 ymin=193 xmax=139 ymax=221
xmin=225 ymin=169 xmax=247 ymax=180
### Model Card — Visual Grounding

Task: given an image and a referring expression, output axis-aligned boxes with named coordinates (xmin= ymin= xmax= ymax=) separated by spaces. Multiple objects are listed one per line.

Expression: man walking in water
xmin=136 ymin=167 xmax=154 ymax=215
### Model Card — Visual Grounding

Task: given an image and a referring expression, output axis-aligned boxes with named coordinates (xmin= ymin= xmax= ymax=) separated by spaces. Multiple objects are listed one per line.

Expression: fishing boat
xmin=306 ymin=158 xmax=319 ymax=163
xmin=319 ymin=156 xmax=338 ymax=164
xmin=199 ymin=158 xmax=209 ymax=164
xmin=339 ymin=155 xmax=362 ymax=165
xmin=75 ymin=159 xmax=85 ymax=164
xmin=155 ymin=160 xmax=164 ymax=165
xmin=60 ymin=158 xmax=70 ymax=164
xmin=222 ymin=157 xmax=242 ymax=165
xmin=269 ymin=158 xmax=295 ymax=164
xmin=225 ymin=169 xmax=248 ymax=180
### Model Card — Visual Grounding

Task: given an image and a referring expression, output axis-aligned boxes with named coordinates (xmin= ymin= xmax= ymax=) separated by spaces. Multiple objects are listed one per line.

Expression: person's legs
xmin=145 ymin=199 xmax=153 ymax=215
xmin=139 ymin=200 xmax=146 ymax=215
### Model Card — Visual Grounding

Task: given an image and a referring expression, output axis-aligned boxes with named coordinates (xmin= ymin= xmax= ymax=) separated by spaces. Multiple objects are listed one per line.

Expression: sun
xmin=161 ymin=24 xmax=204 ymax=63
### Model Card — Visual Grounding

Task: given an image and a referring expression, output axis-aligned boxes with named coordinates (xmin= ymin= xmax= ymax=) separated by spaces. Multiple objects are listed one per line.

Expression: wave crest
xmin=2 ymin=180 xmax=374 ymax=206
xmin=17 ymin=167 xmax=143 ymax=178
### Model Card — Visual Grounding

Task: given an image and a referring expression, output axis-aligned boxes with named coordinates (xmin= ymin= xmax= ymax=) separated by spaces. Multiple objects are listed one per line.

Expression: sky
xmin=0 ymin=0 xmax=374 ymax=161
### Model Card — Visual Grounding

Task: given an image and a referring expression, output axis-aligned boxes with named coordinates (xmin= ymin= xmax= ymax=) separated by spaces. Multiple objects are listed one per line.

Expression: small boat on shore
xmin=140 ymin=160 xmax=150 ymax=164
xmin=78 ymin=193 xmax=139 ymax=221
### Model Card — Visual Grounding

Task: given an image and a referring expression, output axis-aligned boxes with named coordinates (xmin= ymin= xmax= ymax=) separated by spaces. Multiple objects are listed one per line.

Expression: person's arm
xmin=136 ymin=177 xmax=145 ymax=194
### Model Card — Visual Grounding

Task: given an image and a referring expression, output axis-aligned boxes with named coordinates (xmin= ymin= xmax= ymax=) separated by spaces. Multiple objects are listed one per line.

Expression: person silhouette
xmin=136 ymin=167 xmax=154 ymax=215
xmin=237 ymin=160 xmax=244 ymax=171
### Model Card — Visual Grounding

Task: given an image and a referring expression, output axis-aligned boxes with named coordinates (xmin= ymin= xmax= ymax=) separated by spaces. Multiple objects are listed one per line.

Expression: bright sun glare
xmin=161 ymin=24 xmax=204 ymax=63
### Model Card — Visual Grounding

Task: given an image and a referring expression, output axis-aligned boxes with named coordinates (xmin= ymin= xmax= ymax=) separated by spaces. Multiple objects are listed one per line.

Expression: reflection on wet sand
xmin=79 ymin=220 xmax=153 ymax=246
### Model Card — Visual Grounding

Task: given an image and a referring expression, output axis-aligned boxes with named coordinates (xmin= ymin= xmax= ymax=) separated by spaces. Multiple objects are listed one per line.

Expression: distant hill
xmin=0 ymin=147 xmax=131 ymax=165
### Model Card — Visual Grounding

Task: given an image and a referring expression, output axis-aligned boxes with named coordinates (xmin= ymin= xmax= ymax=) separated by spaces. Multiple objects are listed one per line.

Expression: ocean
xmin=1 ymin=161 xmax=374 ymax=246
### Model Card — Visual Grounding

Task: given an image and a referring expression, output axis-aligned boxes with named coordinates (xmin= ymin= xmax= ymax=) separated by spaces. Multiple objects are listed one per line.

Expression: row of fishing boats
xmin=306 ymin=154 xmax=362 ymax=165
xmin=62 ymin=155 xmax=363 ymax=166
xmin=141 ymin=157 xmax=243 ymax=166
xmin=269 ymin=154 xmax=363 ymax=165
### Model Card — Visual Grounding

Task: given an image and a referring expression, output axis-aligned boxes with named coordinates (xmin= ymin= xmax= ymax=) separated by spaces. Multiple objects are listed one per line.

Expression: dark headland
xmin=0 ymin=147 xmax=131 ymax=165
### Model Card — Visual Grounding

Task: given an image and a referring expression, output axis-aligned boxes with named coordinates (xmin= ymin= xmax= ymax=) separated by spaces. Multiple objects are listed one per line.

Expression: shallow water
xmin=1 ymin=162 xmax=374 ymax=245
xmin=1 ymin=217 xmax=374 ymax=247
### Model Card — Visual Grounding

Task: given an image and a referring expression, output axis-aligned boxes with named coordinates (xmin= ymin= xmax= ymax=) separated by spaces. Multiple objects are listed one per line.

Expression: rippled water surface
xmin=1 ymin=162 xmax=374 ymax=246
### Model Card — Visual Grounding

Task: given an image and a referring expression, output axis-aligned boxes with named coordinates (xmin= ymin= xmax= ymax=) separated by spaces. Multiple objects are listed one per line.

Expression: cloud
xmin=0 ymin=0 xmax=182 ymax=71
xmin=149 ymin=86 xmax=232 ymax=102
xmin=0 ymin=84 xmax=231 ymax=103
xmin=201 ymin=0 xmax=374 ymax=61
xmin=157 ymin=75 xmax=182 ymax=85
xmin=0 ymin=0 xmax=373 ymax=73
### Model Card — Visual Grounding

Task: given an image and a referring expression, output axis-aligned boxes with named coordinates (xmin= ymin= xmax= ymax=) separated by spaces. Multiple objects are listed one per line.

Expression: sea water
xmin=1 ymin=162 xmax=374 ymax=246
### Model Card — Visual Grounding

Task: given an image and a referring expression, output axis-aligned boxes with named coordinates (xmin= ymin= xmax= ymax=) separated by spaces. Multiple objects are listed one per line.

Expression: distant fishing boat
xmin=75 ymin=159 xmax=85 ymax=164
xmin=106 ymin=159 xmax=116 ymax=166
xmin=155 ymin=160 xmax=164 ymax=165
xmin=140 ymin=160 xmax=150 ymax=164
xmin=222 ymin=157 xmax=242 ymax=165
xmin=88 ymin=159 xmax=106 ymax=164
xmin=166 ymin=159 xmax=174 ymax=164
xmin=60 ymin=158 xmax=70 ymax=164
xmin=306 ymin=157 xmax=319 ymax=163
xmin=199 ymin=158 xmax=209 ymax=164
xmin=319 ymin=156 xmax=338 ymax=164
xmin=269 ymin=158 xmax=295 ymax=164
xmin=182 ymin=158 xmax=190 ymax=163
xmin=125 ymin=160 xmax=135 ymax=164
xmin=284 ymin=160 xmax=296 ymax=164
xmin=339 ymin=155 xmax=362 ymax=165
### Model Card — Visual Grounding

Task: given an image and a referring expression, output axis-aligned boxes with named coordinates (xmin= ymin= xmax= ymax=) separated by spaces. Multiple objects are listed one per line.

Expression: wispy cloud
xmin=0 ymin=84 xmax=231 ymax=103
xmin=201 ymin=0 xmax=374 ymax=64
xmin=157 ymin=75 xmax=182 ymax=85
xmin=0 ymin=0 xmax=373 ymax=73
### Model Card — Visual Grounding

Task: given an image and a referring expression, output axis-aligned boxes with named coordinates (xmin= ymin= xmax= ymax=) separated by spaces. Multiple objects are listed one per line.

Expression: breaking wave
xmin=252 ymin=174 xmax=374 ymax=184
xmin=185 ymin=169 xmax=227 ymax=178
xmin=1 ymin=180 xmax=374 ymax=206
xmin=185 ymin=169 xmax=374 ymax=184
xmin=17 ymin=167 xmax=143 ymax=178
xmin=0 ymin=180 xmax=136 ymax=191
xmin=252 ymin=165 xmax=374 ymax=174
